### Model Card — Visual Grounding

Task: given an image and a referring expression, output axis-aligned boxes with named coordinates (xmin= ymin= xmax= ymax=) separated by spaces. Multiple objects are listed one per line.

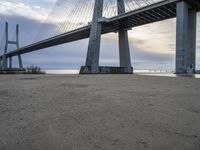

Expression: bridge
xmin=0 ymin=0 xmax=200 ymax=74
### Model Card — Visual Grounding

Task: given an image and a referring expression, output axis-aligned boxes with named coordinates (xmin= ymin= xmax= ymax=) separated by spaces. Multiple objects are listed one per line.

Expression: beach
xmin=0 ymin=74 xmax=200 ymax=150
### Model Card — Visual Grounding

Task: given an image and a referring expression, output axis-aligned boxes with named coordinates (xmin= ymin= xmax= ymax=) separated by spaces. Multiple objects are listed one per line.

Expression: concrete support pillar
xmin=0 ymin=59 xmax=2 ymax=69
xmin=9 ymin=57 xmax=12 ymax=69
xmin=16 ymin=24 xmax=23 ymax=69
xmin=176 ymin=1 xmax=197 ymax=74
xmin=117 ymin=0 xmax=132 ymax=73
xmin=2 ymin=22 xmax=8 ymax=70
xmin=2 ymin=57 xmax=8 ymax=69
xmin=187 ymin=10 xmax=196 ymax=72
xmin=18 ymin=55 xmax=23 ymax=69
xmin=84 ymin=0 xmax=104 ymax=73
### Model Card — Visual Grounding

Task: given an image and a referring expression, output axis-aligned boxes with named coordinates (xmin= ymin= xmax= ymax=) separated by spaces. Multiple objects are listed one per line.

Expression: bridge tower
xmin=81 ymin=0 xmax=103 ymax=74
xmin=117 ymin=0 xmax=132 ymax=73
xmin=176 ymin=1 xmax=197 ymax=74
xmin=0 ymin=22 xmax=23 ymax=70
xmin=80 ymin=0 xmax=133 ymax=74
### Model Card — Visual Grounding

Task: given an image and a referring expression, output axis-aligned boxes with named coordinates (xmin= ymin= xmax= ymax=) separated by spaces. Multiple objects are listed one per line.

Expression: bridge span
xmin=0 ymin=0 xmax=200 ymax=74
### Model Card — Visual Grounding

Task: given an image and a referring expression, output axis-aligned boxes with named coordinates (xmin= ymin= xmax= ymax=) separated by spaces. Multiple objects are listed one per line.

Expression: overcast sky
xmin=0 ymin=0 xmax=200 ymax=71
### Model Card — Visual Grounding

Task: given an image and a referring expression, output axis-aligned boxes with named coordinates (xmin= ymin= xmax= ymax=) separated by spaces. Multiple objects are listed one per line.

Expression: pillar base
xmin=175 ymin=69 xmax=187 ymax=74
xmin=80 ymin=66 xmax=133 ymax=74
xmin=175 ymin=68 xmax=196 ymax=74
xmin=0 ymin=68 xmax=26 ymax=74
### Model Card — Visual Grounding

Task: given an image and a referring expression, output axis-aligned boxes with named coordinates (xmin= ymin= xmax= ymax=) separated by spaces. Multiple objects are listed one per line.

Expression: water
xmin=43 ymin=69 xmax=200 ymax=78
xmin=139 ymin=73 xmax=200 ymax=78
xmin=44 ymin=69 xmax=79 ymax=74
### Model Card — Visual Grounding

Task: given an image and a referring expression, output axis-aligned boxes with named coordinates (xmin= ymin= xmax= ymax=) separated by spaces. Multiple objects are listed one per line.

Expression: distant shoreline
xmin=41 ymin=69 xmax=200 ymax=78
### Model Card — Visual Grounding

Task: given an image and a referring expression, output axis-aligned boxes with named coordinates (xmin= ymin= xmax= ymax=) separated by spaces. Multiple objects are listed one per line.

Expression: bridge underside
xmin=1 ymin=0 xmax=200 ymax=74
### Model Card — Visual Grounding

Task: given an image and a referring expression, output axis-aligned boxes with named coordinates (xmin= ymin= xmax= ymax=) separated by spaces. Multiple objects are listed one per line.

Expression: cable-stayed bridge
xmin=0 ymin=0 xmax=200 ymax=74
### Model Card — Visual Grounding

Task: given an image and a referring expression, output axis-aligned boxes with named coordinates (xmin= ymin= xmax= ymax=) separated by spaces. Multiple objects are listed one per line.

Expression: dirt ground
xmin=0 ymin=74 xmax=200 ymax=150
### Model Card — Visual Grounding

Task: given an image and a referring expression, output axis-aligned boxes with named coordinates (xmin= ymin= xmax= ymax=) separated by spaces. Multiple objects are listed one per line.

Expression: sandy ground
xmin=0 ymin=74 xmax=200 ymax=150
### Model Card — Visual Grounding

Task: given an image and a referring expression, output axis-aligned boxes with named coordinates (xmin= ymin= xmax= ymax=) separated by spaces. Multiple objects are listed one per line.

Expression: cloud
xmin=0 ymin=2 xmax=48 ymax=22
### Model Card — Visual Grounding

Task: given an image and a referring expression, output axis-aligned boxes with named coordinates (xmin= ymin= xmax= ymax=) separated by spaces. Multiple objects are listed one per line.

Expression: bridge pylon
xmin=176 ymin=1 xmax=197 ymax=74
xmin=80 ymin=0 xmax=133 ymax=74
xmin=117 ymin=0 xmax=133 ymax=73
xmin=1 ymin=22 xmax=24 ymax=71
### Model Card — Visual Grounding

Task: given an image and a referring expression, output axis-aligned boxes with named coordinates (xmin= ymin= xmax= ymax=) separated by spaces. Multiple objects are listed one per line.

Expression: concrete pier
xmin=187 ymin=10 xmax=196 ymax=71
xmin=2 ymin=22 xmax=8 ymax=70
xmin=117 ymin=0 xmax=133 ymax=73
xmin=16 ymin=24 xmax=23 ymax=69
xmin=18 ymin=55 xmax=23 ymax=69
xmin=9 ymin=57 xmax=12 ymax=69
xmin=0 ymin=59 xmax=2 ymax=69
xmin=83 ymin=0 xmax=104 ymax=73
xmin=176 ymin=1 xmax=197 ymax=74
xmin=80 ymin=0 xmax=133 ymax=74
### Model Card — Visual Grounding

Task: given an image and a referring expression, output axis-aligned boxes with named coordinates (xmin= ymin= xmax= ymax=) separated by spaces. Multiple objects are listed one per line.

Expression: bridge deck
xmin=1 ymin=0 xmax=200 ymax=59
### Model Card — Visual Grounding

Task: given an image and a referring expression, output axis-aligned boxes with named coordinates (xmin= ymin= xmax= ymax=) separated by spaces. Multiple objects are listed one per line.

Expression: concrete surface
xmin=176 ymin=1 xmax=197 ymax=73
xmin=118 ymin=0 xmax=132 ymax=72
xmin=0 ymin=75 xmax=200 ymax=150
xmin=84 ymin=0 xmax=103 ymax=73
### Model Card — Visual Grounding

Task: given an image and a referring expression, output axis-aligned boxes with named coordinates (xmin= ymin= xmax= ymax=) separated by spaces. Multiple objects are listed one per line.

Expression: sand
xmin=0 ymin=74 xmax=200 ymax=150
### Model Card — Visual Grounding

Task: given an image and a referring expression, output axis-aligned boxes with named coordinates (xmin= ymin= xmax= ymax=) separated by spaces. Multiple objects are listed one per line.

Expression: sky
xmin=0 ymin=0 xmax=200 ymax=71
